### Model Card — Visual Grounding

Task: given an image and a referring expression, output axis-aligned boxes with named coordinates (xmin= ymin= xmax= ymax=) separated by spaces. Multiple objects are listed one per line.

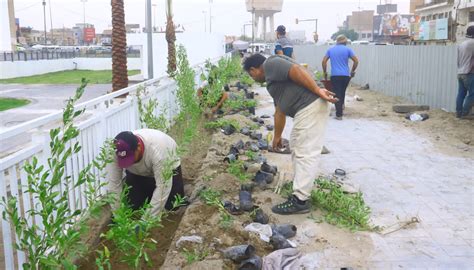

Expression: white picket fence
xmin=0 ymin=58 xmax=213 ymax=269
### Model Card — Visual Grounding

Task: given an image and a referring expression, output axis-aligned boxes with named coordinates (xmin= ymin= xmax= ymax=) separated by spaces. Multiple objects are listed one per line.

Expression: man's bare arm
xmin=288 ymin=64 xmax=338 ymax=103
xmin=322 ymin=56 xmax=329 ymax=80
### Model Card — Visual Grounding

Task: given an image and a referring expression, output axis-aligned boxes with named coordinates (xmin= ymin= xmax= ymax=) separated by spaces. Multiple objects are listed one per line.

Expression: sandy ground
xmin=344 ymin=84 xmax=474 ymax=158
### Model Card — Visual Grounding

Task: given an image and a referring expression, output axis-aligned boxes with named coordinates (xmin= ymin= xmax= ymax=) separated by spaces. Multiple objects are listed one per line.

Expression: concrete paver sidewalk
xmin=255 ymin=86 xmax=473 ymax=269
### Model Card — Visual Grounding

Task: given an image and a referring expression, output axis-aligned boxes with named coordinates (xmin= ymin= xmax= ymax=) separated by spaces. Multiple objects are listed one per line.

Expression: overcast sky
xmin=13 ymin=0 xmax=410 ymax=41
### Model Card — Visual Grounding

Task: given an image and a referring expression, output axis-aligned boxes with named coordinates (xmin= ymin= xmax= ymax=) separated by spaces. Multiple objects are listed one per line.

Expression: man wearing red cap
xmin=106 ymin=129 xmax=184 ymax=215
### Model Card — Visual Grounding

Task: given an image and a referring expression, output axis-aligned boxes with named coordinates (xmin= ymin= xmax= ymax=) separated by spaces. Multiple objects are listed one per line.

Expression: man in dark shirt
xmin=456 ymin=26 xmax=474 ymax=118
xmin=274 ymin=25 xmax=294 ymax=58
xmin=243 ymin=54 xmax=338 ymax=215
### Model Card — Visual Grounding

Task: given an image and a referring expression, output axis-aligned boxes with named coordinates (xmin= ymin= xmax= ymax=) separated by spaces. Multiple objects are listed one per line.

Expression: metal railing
xmin=0 ymin=50 xmax=141 ymax=62
xmin=294 ymin=44 xmax=459 ymax=112
xmin=0 ymin=56 xmax=216 ymax=269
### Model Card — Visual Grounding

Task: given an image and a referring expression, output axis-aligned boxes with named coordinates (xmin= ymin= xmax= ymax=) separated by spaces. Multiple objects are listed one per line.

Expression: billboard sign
xmin=83 ymin=27 xmax=95 ymax=43
xmin=411 ymin=18 xmax=448 ymax=40
xmin=376 ymin=13 xmax=415 ymax=36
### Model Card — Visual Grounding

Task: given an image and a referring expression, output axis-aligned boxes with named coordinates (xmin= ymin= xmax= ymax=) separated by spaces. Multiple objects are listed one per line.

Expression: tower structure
xmin=246 ymin=0 xmax=283 ymax=41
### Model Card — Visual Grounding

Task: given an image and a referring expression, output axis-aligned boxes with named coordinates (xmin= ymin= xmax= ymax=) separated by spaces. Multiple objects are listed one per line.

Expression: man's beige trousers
xmin=290 ymin=98 xmax=330 ymax=201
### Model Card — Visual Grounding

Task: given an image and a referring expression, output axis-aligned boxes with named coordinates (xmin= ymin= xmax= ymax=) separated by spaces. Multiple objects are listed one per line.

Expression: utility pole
xmin=80 ymin=0 xmax=87 ymax=45
xmin=145 ymin=0 xmax=154 ymax=79
xmin=49 ymin=0 xmax=53 ymax=44
xmin=203 ymin=11 xmax=207 ymax=32
xmin=209 ymin=0 xmax=212 ymax=33
xmin=251 ymin=0 xmax=255 ymax=48
xmin=152 ymin=4 xmax=157 ymax=32
xmin=42 ymin=0 xmax=47 ymax=44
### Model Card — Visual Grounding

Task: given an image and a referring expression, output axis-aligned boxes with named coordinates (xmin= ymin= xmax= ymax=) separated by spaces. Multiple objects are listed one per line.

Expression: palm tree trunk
xmin=111 ymin=0 xmax=128 ymax=92
xmin=165 ymin=0 xmax=176 ymax=75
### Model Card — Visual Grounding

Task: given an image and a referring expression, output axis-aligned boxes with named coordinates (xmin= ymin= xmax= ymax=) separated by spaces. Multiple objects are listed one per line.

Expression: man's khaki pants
xmin=290 ymin=98 xmax=330 ymax=201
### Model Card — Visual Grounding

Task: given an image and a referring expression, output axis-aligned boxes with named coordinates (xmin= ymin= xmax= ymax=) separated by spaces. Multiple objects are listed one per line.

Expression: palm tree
xmin=111 ymin=0 xmax=128 ymax=91
xmin=165 ymin=0 xmax=176 ymax=75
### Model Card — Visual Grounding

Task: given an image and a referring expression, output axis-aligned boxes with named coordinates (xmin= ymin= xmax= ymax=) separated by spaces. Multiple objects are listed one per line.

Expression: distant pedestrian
xmin=322 ymin=35 xmax=359 ymax=120
xmin=456 ymin=25 xmax=474 ymax=118
xmin=275 ymin=25 xmax=294 ymax=58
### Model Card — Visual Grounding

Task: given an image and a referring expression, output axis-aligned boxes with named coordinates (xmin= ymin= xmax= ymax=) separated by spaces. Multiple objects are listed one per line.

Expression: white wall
xmin=127 ymin=32 xmax=225 ymax=79
xmin=0 ymin=0 xmax=12 ymax=52
xmin=0 ymin=58 xmax=142 ymax=79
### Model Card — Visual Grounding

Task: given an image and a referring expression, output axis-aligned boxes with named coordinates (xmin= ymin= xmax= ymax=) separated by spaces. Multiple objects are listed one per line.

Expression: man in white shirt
xmin=106 ymin=129 xmax=183 ymax=215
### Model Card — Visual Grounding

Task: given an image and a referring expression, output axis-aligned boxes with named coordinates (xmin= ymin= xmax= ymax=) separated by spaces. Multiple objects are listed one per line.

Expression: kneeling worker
xmin=106 ymin=129 xmax=184 ymax=215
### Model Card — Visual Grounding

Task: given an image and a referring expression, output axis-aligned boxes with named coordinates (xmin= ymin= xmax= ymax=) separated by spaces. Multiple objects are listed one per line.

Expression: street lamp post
xmin=251 ymin=7 xmax=255 ymax=49
xmin=80 ymin=0 xmax=87 ymax=45
xmin=152 ymin=4 xmax=157 ymax=32
xmin=42 ymin=0 xmax=47 ymax=44
xmin=145 ymin=0 xmax=153 ymax=78
xmin=209 ymin=0 xmax=212 ymax=33
xmin=203 ymin=11 xmax=207 ymax=32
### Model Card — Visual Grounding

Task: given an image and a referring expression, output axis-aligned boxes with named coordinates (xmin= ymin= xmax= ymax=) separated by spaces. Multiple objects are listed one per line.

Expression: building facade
xmin=347 ymin=10 xmax=375 ymax=41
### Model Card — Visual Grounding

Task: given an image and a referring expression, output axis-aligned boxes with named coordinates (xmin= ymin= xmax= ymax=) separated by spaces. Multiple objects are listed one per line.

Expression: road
xmin=0 ymin=83 xmax=112 ymax=155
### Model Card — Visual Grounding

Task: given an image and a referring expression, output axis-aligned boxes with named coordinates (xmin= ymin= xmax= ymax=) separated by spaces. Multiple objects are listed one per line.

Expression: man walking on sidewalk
xmin=243 ymin=54 xmax=338 ymax=215
xmin=322 ymin=35 xmax=359 ymax=120
xmin=456 ymin=25 xmax=474 ymax=118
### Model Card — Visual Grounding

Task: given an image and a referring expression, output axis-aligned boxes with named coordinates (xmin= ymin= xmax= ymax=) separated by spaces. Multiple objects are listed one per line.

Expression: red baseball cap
xmin=114 ymin=131 xmax=138 ymax=168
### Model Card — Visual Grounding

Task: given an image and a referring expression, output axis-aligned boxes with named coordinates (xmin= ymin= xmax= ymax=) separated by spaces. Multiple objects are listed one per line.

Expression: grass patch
xmin=311 ymin=178 xmax=372 ymax=231
xmin=0 ymin=69 xmax=140 ymax=84
xmin=0 ymin=97 xmax=30 ymax=111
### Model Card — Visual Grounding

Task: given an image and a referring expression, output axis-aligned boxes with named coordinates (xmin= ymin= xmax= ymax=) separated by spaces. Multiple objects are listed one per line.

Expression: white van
xmin=352 ymin=40 xmax=370 ymax=45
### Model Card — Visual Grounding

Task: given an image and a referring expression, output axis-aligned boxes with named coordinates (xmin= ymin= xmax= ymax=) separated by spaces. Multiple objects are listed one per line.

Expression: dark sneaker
xmin=271 ymin=195 xmax=310 ymax=215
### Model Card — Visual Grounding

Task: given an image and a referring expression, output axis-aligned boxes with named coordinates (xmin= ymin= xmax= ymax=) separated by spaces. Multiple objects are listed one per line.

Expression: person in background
xmin=275 ymin=25 xmax=294 ymax=58
xmin=243 ymin=53 xmax=338 ymax=215
xmin=197 ymin=65 xmax=229 ymax=115
xmin=456 ymin=25 xmax=474 ymax=118
xmin=106 ymin=129 xmax=184 ymax=215
xmin=322 ymin=35 xmax=359 ymax=120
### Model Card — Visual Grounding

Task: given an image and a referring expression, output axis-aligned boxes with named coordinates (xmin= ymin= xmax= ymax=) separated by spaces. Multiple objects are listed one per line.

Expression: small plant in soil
xmin=311 ymin=178 xmax=372 ymax=231
xmin=223 ymin=93 xmax=258 ymax=111
xmin=249 ymin=123 xmax=260 ymax=131
xmin=95 ymin=244 xmax=111 ymax=270
xmin=99 ymin=187 xmax=163 ymax=269
xmin=226 ymin=159 xmax=250 ymax=183
xmin=171 ymin=194 xmax=188 ymax=210
xmin=198 ymin=188 xmax=233 ymax=228
xmin=279 ymin=182 xmax=294 ymax=198
xmin=181 ymin=247 xmax=209 ymax=264
xmin=204 ymin=118 xmax=240 ymax=130
xmin=245 ymin=150 xmax=257 ymax=160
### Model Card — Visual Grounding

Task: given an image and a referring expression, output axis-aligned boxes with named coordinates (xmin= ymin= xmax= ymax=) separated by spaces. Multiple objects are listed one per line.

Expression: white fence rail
xmin=0 ymin=58 xmax=211 ymax=269
xmin=294 ymin=45 xmax=459 ymax=112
